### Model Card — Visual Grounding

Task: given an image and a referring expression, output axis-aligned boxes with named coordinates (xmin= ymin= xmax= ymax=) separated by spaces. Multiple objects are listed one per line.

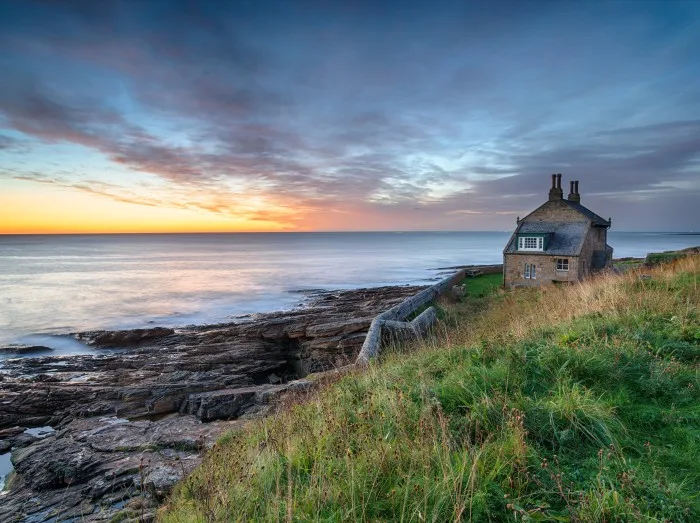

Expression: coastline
xmin=0 ymin=280 xmax=437 ymax=521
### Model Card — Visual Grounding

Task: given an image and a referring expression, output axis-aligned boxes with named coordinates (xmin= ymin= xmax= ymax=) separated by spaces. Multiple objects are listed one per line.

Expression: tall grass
xmin=160 ymin=256 xmax=700 ymax=522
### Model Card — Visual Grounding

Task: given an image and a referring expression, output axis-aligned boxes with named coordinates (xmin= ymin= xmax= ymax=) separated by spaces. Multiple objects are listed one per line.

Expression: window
xmin=556 ymin=258 xmax=569 ymax=271
xmin=518 ymin=236 xmax=543 ymax=251
xmin=524 ymin=237 xmax=538 ymax=249
xmin=524 ymin=263 xmax=536 ymax=279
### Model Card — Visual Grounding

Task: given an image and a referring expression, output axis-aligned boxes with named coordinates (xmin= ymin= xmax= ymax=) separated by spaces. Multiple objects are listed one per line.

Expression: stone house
xmin=503 ymin=174 xmax=612 ymax=288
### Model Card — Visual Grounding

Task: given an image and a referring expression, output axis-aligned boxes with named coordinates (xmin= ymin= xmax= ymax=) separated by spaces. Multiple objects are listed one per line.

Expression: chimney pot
xmin=569 ymin=180 xmax=581 ymax=203
xmin=548 ymin=173 xmax=564 ymax=201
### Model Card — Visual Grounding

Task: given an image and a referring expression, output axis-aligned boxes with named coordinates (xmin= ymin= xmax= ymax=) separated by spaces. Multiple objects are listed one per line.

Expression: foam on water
xmin=0 ymin=452 xmax=12 ymax=493
xmin=23 ymin=426 xmax=55 ymax=438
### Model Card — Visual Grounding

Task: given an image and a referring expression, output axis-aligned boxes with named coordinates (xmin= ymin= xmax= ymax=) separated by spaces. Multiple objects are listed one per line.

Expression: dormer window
xmin=518 ymin=236 xmax=544 ymax=251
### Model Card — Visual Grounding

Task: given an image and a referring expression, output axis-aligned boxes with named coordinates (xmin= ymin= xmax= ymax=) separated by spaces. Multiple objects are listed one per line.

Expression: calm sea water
xmin=0 ymin=232 xmax=697 ymax=351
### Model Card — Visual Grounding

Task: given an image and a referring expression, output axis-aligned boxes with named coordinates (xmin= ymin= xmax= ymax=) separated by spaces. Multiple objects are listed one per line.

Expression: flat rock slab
xmin=76 ymin=327 xmax=175 ymax=347
xmin=183 ymin=386 xmax=260 ymax=421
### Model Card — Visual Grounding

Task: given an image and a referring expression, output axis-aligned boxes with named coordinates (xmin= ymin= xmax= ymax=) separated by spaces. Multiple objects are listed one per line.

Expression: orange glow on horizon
xmin=0 ymin=178 xmax=484 ymax=234
xmin=0 ymin=182 xmax=303 ymax=234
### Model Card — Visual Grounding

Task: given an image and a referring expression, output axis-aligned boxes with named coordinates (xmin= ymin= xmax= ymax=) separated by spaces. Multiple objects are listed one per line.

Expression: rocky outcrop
xmin=0 ymin=415 xmax=241 ymax=522
xmin=76 ymin=327 xmax=175 ymax=348
xmin=0 ymin=286 xmax=423 ymax=428
xmin=0 ymin=284 xmax=424 ymax=521
xmin=0 ymin=345 xmax=53 ymax=355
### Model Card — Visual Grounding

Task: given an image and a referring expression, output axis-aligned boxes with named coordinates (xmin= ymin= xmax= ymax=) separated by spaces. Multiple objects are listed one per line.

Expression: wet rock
xmin=0 ymin=344 xmax=53 ymax=355
xmin=305 ymin=316 xmax=374 ymax=337
xmin=142 ymin=460 xmax=189 ymax=497
xmin=0 ymin=426 xmax=25 ymax=439
xmin=8 ymin=432 xmax=38 ymax=449
xmin=0 ymin=416 xmax=242 ymax=522
xmin=13 ymin=437 xmax=101 ymax=490
xmin=338 ymin=333 xmax=367 ymax=349
xmin=76 ymin=327 xmax=175 ymax=347
xmin=181 ymin=386 xmax=264 ymax=421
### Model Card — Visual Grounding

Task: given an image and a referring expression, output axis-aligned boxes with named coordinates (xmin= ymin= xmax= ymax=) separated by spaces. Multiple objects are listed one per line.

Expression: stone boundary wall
xmin=355 ymin=269 xmax=468 ymax=364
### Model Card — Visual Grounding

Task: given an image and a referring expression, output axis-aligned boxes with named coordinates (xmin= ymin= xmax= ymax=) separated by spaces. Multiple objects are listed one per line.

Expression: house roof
xmin=562 ymin=200 xmax=610 ymax=227
xmin=503 ymin=222 xmax=588 ymax=256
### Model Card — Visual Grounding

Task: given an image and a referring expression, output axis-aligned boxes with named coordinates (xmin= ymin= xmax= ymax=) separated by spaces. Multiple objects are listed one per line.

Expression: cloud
xmin=0 ymin=0 xmax=699 ymax=230
xmin=0 ymin=134 xmax=22 ymax=151
xmin=12 ymin=173 xmax=163 ymax=207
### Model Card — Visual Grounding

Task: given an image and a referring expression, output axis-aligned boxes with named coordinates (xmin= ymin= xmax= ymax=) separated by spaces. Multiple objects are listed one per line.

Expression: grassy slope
xmin=160 ymin=257 xmax=700 ymax=522
xmin=463 ymin=273 xmax=503 ymax=298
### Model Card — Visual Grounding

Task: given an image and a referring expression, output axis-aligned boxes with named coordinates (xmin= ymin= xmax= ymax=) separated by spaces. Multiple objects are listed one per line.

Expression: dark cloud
xmin=1 ymin=83 xmax=142 ymax=148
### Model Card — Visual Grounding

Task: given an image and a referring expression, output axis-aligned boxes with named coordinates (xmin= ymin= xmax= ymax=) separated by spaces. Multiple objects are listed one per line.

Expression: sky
xmin=0 ymin=0 xmax=699 ymax=233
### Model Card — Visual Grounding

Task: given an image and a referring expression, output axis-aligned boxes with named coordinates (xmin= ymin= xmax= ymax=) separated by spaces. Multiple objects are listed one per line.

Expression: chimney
xmin=569 ymin=180 xmax=581 ymax=203
xmin=548 ymin=173 xmax=563 ymax=201
xmin=568 ymin=180 xmax=575 ymax=199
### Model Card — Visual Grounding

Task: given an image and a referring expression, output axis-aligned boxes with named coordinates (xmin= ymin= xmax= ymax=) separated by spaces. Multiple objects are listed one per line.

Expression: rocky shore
xmin=0 ymin=284 xmax=426 ymax=522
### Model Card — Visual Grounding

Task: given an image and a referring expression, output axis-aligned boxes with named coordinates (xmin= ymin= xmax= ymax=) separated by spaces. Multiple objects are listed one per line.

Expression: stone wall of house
xmin=504 ymin=253 xmax=580 ymax=288
xmin=579 ymin=227 xmax=610 ymax=277
xmin=579 ymin=229 xmax=597 ymax=278
xmin=505 ymin=226 xmax=609 ymax=286
xmin=578 ymin=233 xmax=593 ymax=279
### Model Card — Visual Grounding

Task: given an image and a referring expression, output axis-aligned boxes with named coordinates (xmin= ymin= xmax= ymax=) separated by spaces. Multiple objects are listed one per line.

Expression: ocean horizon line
xmin=1 ymin=230 xmax=698 ymax=237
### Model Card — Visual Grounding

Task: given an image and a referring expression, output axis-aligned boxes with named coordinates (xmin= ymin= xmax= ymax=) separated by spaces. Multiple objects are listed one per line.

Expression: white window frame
xmin=556 ymin=258 xmax=569 ymax=271
xmin=518 ymin=236 xmax=543 ymax=251
xmin=524 ymin=263 xmax=537 ymax=279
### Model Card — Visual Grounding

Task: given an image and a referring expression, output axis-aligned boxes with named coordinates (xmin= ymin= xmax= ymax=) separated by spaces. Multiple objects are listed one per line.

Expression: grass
xmin=613 ymin=259 xmax=644 ymax=271
xmin=159 ymin=256 xmax=700 ymax=522
xmin=645 ymin=246 xmax=699 ymax=266
xmin=462 ymin=273 xmax=503 ymax=298
xmin=646 ymin=252 xmax=687 ymax=266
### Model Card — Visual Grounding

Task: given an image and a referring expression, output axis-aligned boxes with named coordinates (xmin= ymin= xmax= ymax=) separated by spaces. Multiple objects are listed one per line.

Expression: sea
xmin=0 ymin=231 xmax=698 ymax=354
